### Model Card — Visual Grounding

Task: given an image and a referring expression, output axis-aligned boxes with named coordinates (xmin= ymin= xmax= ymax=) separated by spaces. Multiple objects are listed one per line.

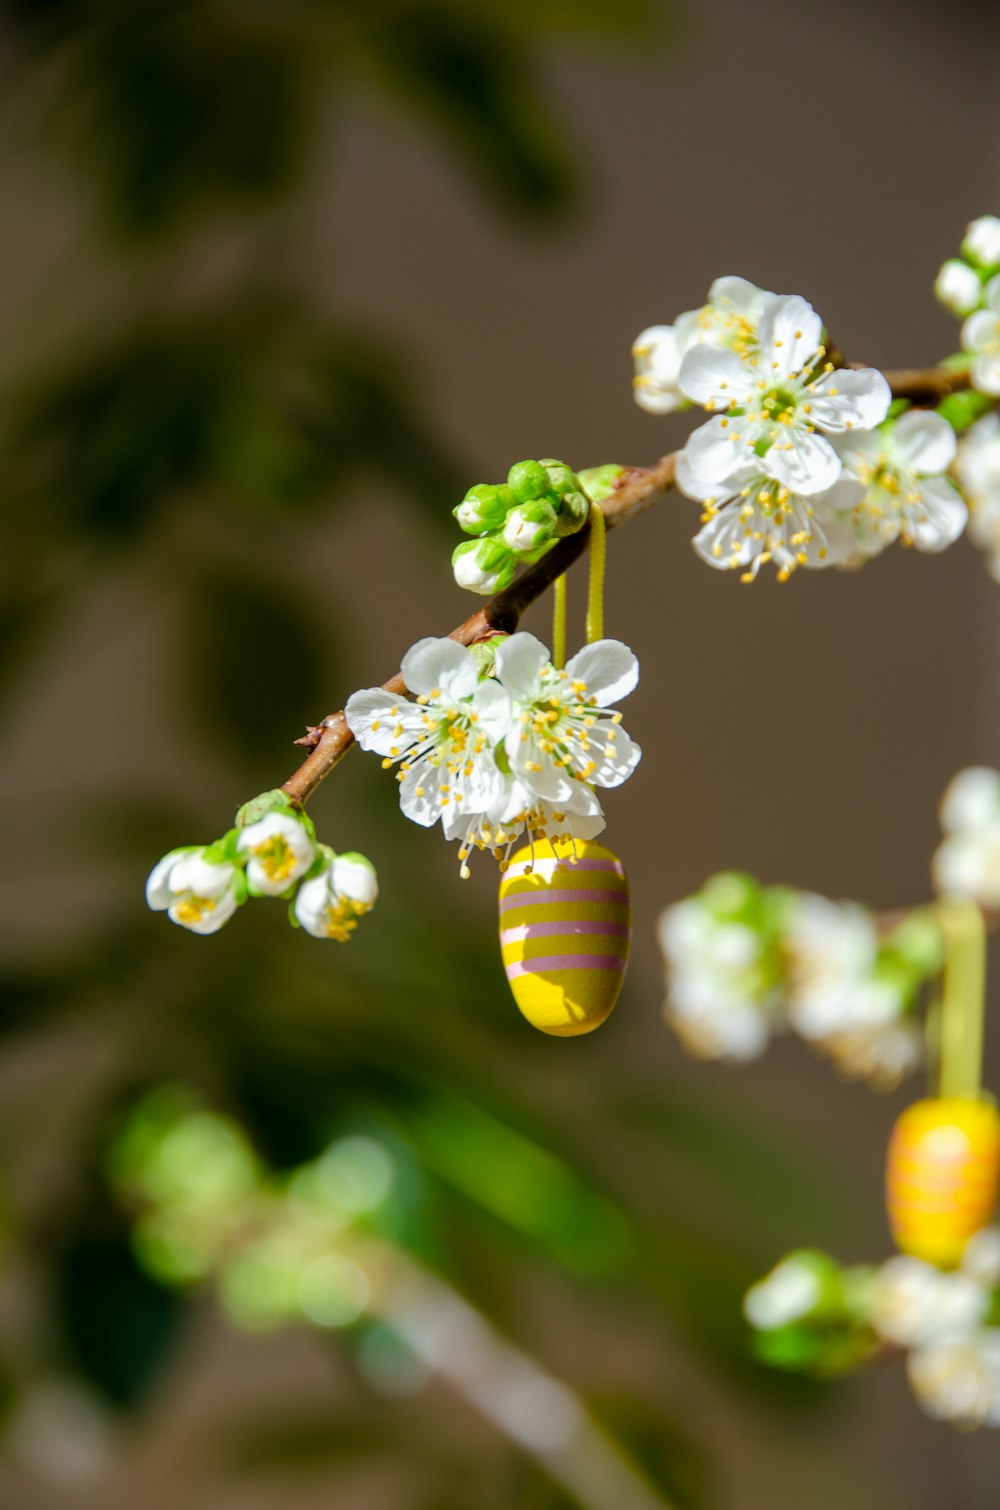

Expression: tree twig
xmin=280 ymin=363 xmax=976 ymax=808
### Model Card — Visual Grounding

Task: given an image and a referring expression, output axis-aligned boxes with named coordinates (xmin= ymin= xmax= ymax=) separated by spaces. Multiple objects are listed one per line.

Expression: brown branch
xmin=280 ymin=361 xmax=979 ymax=808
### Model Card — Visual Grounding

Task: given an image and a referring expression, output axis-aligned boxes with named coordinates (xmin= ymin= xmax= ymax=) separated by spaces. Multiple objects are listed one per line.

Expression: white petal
xmin=471 ymin=679 xmax=512 ymax=742
xmin=963 ymin=309 xmax=1000 ymax=353
xmin=910 ymin=478 xmax=968 ymax=551
xmin=331 ymin=855 xmax=379 ymax=907
xmin=984 ymin=272 xmax=1000 ymax=313
xmin=707 ymin=275 xmax=768 ymax=316
xmin=808 ymin=368 xmax=891 ymax=433
xmin=171 ymin=852 xmax=236 ymax=901
xmin=585 ymin=726 xmax=642 ymax=787
xmin=972 ymin=352 xmax=1000 ymax=397
xmin=398 ymin=761 xmax=447 ymax=827
xmin=345 ymin=689 xmax=418 ymax=756
xmin=146 ymin=849 xmax=188 ymax=909
xmin=680 ymin=415 xmax=748 ymax=489
xmin=294 ymin=874 xmax=329 ymax=937
xmin=941 ymin=767 xmax=1000 ymax=832
xmin=168 ymin=885 xmax=239 ymax=935
xmin=892 ymin=410 xmax=957 ymax=475
xmin=563 ymin=640 xmax=639 ymax=705
xmin=678 ymin=345 xmax=754 ymax=407
xmin=757 ymin=294 xmax=823 ymax=377
xmin=401 ymin=637 xmax=476 ymax=699
xmin=759 ymin=430 xmax=841 ymax=495
xmin=693 ymin=511 xmax=751 ymax=570
xmin=493 ymin=632 xmax=550 ymax=700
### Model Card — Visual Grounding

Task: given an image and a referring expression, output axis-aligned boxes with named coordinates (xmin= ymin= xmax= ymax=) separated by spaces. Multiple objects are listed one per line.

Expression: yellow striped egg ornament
xmin=498 ymin=838 xmax=630 ymax=1036
xmin=886 ymin=1097 xmax=1000 ymax=1267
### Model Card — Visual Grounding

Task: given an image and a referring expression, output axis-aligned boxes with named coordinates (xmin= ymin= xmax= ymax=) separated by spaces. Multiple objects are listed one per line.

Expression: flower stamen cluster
xmin=346 ymin=632 xmax=640 ymax=872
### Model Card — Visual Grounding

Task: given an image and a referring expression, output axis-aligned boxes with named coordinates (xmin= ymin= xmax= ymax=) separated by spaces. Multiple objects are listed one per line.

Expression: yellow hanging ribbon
xmin=936 ymin=896 xmax=986 ymax=1101
xmin=585 ymin=502 xmax=606 ymax=645
xmin=552 ymin=572 xmax=567 ymax=670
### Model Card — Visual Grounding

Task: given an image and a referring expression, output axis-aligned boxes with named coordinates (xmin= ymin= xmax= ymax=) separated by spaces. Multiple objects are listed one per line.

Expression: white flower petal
xmin=678 ymin=345 xmax=754 ymax=407
xmin=963 ymin=308 xmax=1000 ymax=352
xmin=146 ymin=849 xmax=188 ymax=909
xmin=345 ymin=689 xmax=420 ymax=756
xmin=707 ymin=275 xmax=769 ymax=316
xmin=808 ymin=367 xmax=892 ymax=433
xmin=757 ymin=294 xmax=823 ymax=378
xmin=972 ymin=352 xmax=1000 ymax=398
xmin=398 ymin=761 xmax=447 ymax=827
xmin=493 ymin=633 xmax=551 ymax=700
xmin=563 ymin=640 xmax=639 ymax=705
xmin=331 ymin=855 xmax=379 ymax=907
xmin=892 ymin=410 xmax=957 ymax=475
xmin=401 ymin=637 xmax=476 ymax=699
xmin=680 ymin=415 xmax=748 ymax=489
xmin=909 ymin=477 xmax=968 ymax=551
xmin=759 ymin=429 xmax=841 ymax=495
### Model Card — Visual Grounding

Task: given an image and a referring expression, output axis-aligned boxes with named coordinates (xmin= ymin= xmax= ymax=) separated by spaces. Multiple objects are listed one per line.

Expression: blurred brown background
xmin=2 ymin=0 xmax=1000 ymax=1506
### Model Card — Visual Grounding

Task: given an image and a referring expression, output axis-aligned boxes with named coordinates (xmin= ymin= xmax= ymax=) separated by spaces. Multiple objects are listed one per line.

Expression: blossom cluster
xmin=146 ymin=792 xmax=378 ymax=940
xmin=745 ymin=1232 xmax=1000 ymax=1429
xmin=658 ymin=873 xmax=942 ymax=1087
xmin=451 ymin=458 xmax=595 ymax=595
xmin=635 ymin=279 xmax=968 ymax=578
xmin=345 ymin=631 xmax=640 ymax=871
xmin=933 ymin=766 xmax=1000 ymax=908
xmin=935 ymin=214 xmax=1000 ymax=401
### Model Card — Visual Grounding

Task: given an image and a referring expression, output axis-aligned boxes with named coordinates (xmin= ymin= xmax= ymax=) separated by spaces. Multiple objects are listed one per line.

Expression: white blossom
xmin=346 ymin=638 xmax=511 ymax=835
xmin=935 ymin=259 xmax=983 ymax=318
xmin=494 ymin=634 xmax=640 ymax=802
xmin=632 ymin=276 xmax=772 ymax=414
xmin=294 ymin=852 xmax=378 ymax=941
xmin=956 ymin=414 xmax=1000 ymax=580
xmin=785 ymin=894 xmax=920 ymax=1087
xmin=676 ymin=455 xmax=861 ymax=581
xmin=830 ymin=410 xmax=965 ymax=556
xmin=658 ymin=899 xmax=776 ymax=1061
xmin=870 ymin=1255 xmax=987 ymax=1350
xmin=146 ymin=847 xmax=242 ymax=935
xmin=743 ymin=1254 xmax=823 ymax=1330
xmin=237 ymin=812 xmax=315 ymax=897
xmin=908 ymin=1331 xmax=1000 ymax=1429
xmin=963 ymin=216 xmax=1000 ymax=270
xmin=963 ymin=275 xmax=1000 ymax=397
xmin=933 ymin=766 xmax=1000 ymax=906
xmin=962 ymin=1228 xmax=1000 ymax=1287
xmin=678 ymin=294 xmax=890 ymax=498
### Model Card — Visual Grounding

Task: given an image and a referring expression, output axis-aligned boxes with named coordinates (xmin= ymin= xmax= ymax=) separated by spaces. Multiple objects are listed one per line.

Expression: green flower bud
xmin=503 ymin=498 xmax=558 ymax=554
xmin=507 ymin=459 xmax=550 ymax=504
xmin=539 ymin=458 xmax=578 ymax=496
xmin=454 ymin=482 xmax=513 ymax=536
xmin=578 ymin=464 xmax=625 ymax=505
xmin=554 ymin=489 xmax=590 ymax=535
xmin=469 ymin=634 xmax=509 ymax=678
xmin=452 ymin=537 xmax=517 ymax=594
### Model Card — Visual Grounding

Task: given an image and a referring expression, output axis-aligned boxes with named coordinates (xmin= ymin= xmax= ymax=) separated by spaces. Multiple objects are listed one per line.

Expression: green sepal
xmin=940 ymin=352 xmax=974 ymax=372
xmin=554 ymin=489 xmax=590 ymax=536
xmin=236 ymin=789 xmax=300 ymax=829
xmin=203 ymin=828 xmax=242 ymax=865
xmin=539 ymin=458 xmax=577 ymax=496
xmin=936 ymin=388 xmax=995 ymax=434
xmin=470 ymin=635 xmax=508 ymax=678
xmin=886 ymin=398 xmax=911 ymax=421
xmin=577 ymin=464 xmax=623 ymax=505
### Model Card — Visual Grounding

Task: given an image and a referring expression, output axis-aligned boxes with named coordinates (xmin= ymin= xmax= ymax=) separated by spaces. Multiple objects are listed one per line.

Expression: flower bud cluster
xmin=659 ymin=873 xmax=942 ymax=1087
xmin=935 ymin=216 xmax=1000 ymax=318
xmin=746 ymin=1232 xmax=1000 ymax=1429
xmin=452 ymin=458 xmax=593 ymax=594
xmin=146 ymin=790 xmax=377 ymax=940
xmin=933 ymin=766 xmax=1000 ymax=907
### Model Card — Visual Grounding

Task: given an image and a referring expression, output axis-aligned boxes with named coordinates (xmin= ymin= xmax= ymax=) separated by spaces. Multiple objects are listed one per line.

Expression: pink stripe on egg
xmin=501 ymin=919 xmax=629 ymax=944
xmin=506 ymin=954 xmax=626 ymax=978
xmin=499 ymin=889 xmax=628 ymax=911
